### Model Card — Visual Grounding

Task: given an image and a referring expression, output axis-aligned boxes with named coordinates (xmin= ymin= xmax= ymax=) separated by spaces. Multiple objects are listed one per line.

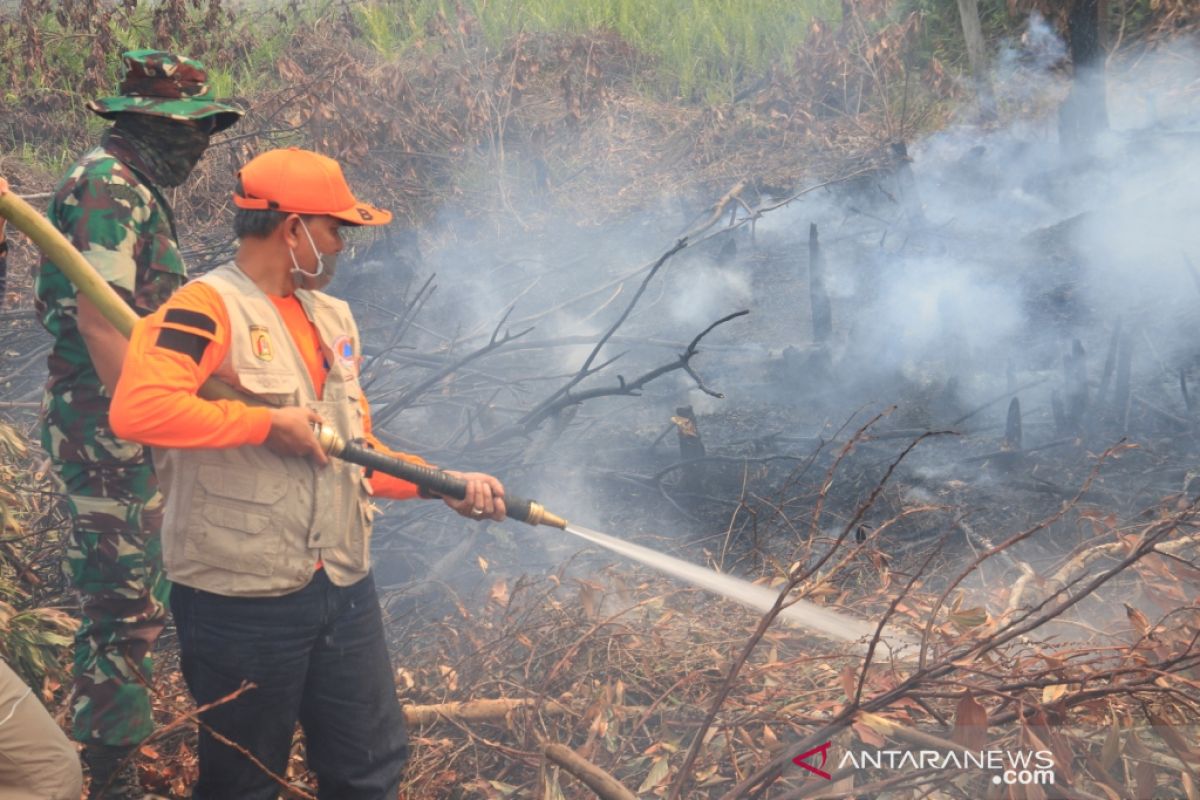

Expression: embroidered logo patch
xmin=250 ymin=325 xmax=274 ymax=362
xmin=331 ymin=334 xmax=356 ymax=374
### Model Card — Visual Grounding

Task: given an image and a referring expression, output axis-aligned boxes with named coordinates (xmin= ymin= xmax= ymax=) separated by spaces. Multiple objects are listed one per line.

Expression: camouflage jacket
xmin=34 ymin=134 xmax=186 ymax=466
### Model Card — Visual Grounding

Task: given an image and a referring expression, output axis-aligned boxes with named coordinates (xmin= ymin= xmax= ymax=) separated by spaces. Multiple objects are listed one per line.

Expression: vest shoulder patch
xmin=331 ymin=334 xmax=357 ymax=374
xmin=249 ymin=325 xmax=274 ymax=362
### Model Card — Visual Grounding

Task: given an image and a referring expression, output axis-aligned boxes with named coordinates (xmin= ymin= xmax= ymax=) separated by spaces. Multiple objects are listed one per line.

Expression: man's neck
xmin=102 ymin=129 xmax=158 ymax=183
xmin=234 ymin=240 xmax=295 ymax=297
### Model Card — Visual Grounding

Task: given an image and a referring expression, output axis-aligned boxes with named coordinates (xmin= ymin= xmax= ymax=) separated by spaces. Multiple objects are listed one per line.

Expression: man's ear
xmin=281 ymin=213 xmax=303 ymax=248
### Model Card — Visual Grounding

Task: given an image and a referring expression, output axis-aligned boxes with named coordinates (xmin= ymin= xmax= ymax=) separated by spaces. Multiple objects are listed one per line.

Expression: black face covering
xmin=109 ymin=113 xmax=211 ymax=187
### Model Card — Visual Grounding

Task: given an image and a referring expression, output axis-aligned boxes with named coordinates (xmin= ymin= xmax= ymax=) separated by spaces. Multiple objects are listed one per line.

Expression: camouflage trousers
xmin=56 ymin=458 xmax=169 ymax=747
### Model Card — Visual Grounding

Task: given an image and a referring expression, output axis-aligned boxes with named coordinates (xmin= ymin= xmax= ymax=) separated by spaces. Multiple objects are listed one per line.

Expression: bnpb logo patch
xmin=249 ymin=325 xmax=273 ymax=362
xmin=331 ymin=334 xmax=356 ymax=374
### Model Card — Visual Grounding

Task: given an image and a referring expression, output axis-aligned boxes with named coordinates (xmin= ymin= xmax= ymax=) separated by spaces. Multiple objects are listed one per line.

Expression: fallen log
xmin=403 ymin=697 xmax=571 ymax=727
xmin=543 ymin=742 xmax=638 ymax=800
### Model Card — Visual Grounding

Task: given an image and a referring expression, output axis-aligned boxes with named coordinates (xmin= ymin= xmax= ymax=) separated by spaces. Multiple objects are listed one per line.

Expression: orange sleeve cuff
xmin=364 ymin=442 xmax=427 ymax=501
xmin=245 ymin=407 xmax=273 ymax=446
xmin=356 ymin=392 xmax=428 ymax=501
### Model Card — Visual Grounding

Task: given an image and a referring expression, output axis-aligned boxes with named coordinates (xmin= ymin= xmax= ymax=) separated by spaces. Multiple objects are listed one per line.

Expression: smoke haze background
xmin=349 ymin=16 xmax=1200 ymax=592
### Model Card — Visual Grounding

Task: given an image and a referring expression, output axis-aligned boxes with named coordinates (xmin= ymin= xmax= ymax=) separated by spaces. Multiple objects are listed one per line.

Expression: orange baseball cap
xmin=233 ymin=147 xmax=392 ymax=226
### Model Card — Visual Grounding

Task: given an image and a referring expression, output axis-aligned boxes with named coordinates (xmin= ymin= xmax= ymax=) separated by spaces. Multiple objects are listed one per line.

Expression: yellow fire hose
xmin=0 ymin=189 xmax=243 ymax=402
xmin=0 ymin=189 xmax=567 ymax=528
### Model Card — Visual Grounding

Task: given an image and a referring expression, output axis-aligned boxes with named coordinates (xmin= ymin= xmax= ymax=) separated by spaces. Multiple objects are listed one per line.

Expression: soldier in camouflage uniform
xmin=33 ymin=50 xmax=242 ymax=798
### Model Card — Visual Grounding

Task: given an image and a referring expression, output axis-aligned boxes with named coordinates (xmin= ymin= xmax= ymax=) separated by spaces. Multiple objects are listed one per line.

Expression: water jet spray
xmin=316 ymin=424 xmax=911 ymax=647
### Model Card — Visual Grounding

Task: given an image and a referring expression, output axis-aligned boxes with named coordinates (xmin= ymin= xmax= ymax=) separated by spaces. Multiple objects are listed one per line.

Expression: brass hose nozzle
xmin=312 ymin=423 xmax=568 ymax=529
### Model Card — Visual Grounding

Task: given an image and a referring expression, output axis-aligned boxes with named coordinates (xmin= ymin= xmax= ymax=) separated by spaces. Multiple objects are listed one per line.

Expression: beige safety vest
xmin=155 ymin=262 xmax=374 ymax=597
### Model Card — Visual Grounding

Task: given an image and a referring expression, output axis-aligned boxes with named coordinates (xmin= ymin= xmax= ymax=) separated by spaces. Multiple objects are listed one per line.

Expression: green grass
xmin=0 ymin=0 xmax=871 ymax=173
xmin=352 ymin=0 xmax=843 ymax=101
xmin=4 ymin=0 xmax=839 ymax=115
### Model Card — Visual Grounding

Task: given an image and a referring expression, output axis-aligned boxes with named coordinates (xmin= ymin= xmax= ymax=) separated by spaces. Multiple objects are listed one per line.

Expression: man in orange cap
xmin=110 ymin=148 xmax=505 ymax=799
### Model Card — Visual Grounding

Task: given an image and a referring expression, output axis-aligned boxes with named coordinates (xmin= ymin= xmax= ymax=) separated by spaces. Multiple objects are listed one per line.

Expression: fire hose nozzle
xmin=313 ymin=422 xmax=347 ymax=457
xmin=311 ymin=423 xmax=568 ymax=529
xmin=522 ymin=501 xmax=568 ymax=530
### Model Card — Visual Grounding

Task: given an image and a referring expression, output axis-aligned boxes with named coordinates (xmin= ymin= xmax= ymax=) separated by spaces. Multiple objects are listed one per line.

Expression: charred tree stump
xmin=673 ymin=405 xmax=706 ymax=495
xmin=1051 ymin=390 xmax=1067 ymax=435
xmin=1058 ymin=0 xmax=1110 ymax=153
xmin=1113 ymin=325 xmax=1135 ymax=432
xmin=1004 ymin=397 xmax=1022 ymax=451
xmin=1064 ymin=339 xmax=1088 ymax=431
xmin=1096 ymin=319 xmax=1122 ymax=410
xmin=891 ymin=141 xmax=926 ymax=227
xmin=808 ymin=223 xmax=832 ymax=345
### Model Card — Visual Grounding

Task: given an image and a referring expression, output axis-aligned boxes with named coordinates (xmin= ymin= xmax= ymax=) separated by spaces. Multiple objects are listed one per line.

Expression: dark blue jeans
xmin=171 ymin=570 xmax=409 ymax=800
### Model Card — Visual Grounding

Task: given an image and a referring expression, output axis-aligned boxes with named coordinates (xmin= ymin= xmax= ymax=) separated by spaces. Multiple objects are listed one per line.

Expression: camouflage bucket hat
xmin=87 ymin=49 xmax=244 ymax=132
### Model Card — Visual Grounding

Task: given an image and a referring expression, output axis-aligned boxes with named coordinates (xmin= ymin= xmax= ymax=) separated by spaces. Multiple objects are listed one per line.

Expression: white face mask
xmin=289 ymin=217 xmax=337 ymax=288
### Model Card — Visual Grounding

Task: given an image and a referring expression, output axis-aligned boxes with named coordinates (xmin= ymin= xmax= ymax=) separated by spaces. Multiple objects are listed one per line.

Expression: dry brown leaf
xmin=837 ymin=666 xmax=859 ymax=700
xmin=637 ymin=757 xmax=670 ymax=794
xmin=761 ymin=724 xmax=779 ymax=749
xmin=1125 ymin=603 xmax=1152 ymax=639
xmin=952 ymin=693 xmax=988 ymax=750
xmin=1041 ymin=684 xmax=1068 ymax=704
xmin=578 ymin=581 xmax=599 ymax=620
xmin=949 ymin=605 xmax=989 ymax=630
xmin=852 ymin=717 xmax=887 ymax=747
xmin=1183 ymin=771 xmax=1198 ymax=800
xmin=1090 ymin=783 xmax=1124 ymax=800
xmin=1146 ymin=709 xmax=1200 ymax=759
xmin=1135 ymin=759 xmax=1158 ymax=800
xmin=489 ymin=578 xmax=510 ymax=608
xmin=1100 ymin=714 xmax=1121 ymax=771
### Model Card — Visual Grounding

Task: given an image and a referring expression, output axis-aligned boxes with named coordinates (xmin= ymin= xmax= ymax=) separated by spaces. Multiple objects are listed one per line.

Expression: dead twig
xmin=543 ymin=742 xmax=637 ymax=800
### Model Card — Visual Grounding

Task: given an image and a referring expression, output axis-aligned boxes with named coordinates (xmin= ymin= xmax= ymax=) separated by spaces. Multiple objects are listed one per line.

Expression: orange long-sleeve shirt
xmin=111 ymin=280 xmax=423 ymax=501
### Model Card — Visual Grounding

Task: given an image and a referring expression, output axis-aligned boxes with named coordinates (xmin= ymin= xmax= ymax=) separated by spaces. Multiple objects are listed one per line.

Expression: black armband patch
xmin=164 ymin=308 xmax=217 ymax=335
xmin=156 ymin=327 xmax=210 ymax=365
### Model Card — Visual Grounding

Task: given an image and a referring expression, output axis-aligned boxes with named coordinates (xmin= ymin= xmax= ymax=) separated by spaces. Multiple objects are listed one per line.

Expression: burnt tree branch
xmin=373 ymin=305 xmax=533 ymax=429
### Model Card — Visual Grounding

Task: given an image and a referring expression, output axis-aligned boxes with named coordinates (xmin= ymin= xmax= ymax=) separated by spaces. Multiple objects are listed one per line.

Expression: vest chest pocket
xmin=236 ymin=367 xmax=299 ymax=395
xmin=234 ymin=367 xmax=301 ymax=407
xmin=183 ymin=465 xmax=290 ymax=577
